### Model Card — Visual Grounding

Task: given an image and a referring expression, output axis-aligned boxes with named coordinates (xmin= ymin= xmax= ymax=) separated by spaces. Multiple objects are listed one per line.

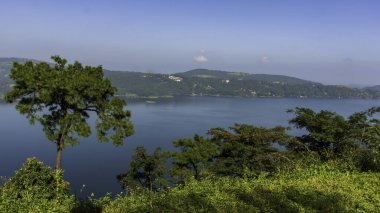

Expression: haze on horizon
xmin=0 ymin=0 xmax=379 ymax=86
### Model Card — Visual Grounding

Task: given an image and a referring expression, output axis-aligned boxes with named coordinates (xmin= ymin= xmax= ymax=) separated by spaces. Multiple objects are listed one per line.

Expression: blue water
xmin=1 ymin=97 xmax=379 ymax=196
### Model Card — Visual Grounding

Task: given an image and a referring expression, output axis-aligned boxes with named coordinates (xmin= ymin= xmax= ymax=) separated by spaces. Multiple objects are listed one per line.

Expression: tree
xmin=5 ymin=56 xmax=134 ymax=169
xmin=171 ymin=134 xmax=218 ymax=181
xmin=207 ymin=124 xmax=291 ymax=176
xmin=117 ymin=146 xmax=169 ymax=192
xmin=288 ymin=108 xmax=350 ymax=160
xmin=288 ymin=107 xmax=380 ymax=169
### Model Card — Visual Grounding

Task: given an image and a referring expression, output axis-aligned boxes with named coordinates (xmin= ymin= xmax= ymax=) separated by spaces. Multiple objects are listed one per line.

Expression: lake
xmin=1 ymin=97 xmax=380 ymax=196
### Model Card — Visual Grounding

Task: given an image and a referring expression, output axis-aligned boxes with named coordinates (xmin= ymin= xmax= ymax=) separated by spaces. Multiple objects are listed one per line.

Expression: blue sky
xmin=1 ymin=0 xmax=379 ymax=85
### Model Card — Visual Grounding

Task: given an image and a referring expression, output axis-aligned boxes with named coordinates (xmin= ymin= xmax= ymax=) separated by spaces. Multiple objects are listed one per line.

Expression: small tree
xmin=288 ymin=108 xmax=350 ymax=160
xmin=117 ymin=146 xmax=169 ymax=192
xmin=288 ymin=107 xmax=380 ymax=170
xmin=171 ymin=134 xmax=218 ymax=181
xmin=5 ymin=56 xmax=134 ymax=169
xmin=207 ymin=124 xmax=291 ymax=176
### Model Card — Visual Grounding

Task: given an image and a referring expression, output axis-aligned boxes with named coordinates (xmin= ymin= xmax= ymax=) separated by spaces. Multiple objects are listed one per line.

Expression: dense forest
xmin=1 ymin=58 xmax=379 ymax=99
xmin=0 ymin=58 xmax=379 ymax=212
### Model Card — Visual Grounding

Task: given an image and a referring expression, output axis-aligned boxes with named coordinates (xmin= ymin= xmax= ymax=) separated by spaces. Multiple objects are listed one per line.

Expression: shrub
xmin=0 ymin=157 xmax=74 ymax=212
xmin=102 ymin=164 xmax=380 ymax=212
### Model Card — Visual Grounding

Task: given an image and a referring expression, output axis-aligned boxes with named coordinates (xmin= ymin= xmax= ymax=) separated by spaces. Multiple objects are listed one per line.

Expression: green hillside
xmin=106 ymin=69 xmax=372 ymax=99
xmin=363 ymin=85 xmax=380 ymax=98
xmin=176 ymin=68 xmax=316 ymax=85
xmin=0 ymin=58 xmax=377 ymax=99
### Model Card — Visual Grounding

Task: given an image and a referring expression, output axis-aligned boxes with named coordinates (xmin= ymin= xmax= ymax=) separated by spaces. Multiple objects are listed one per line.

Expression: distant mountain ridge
xmin=364 ymin=85 xmax=380 ymax=98
xmin=365 ymin=85 xmax=380 ymax=92
xmin=0 ymin=57 xmax=379 ymax=99
xmin=176 ymin=69 xmax=317 ymax=85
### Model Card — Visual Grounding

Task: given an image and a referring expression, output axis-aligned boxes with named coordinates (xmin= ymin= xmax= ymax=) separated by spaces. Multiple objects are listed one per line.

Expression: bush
xmin=0 ymin=157 xmax=74 ymax=212
xmin=101 ymin=164 xmax=380 ymax=212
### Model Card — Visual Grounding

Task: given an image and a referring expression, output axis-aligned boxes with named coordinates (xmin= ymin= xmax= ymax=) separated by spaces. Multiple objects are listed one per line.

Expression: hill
xmin=0 ymin=58 xmax=377 ymax=99
xmin=176 ymin=68 xmax=316 ymax=85
xmin=364 ymin=85 xmax=380 ymax=98
xmin=105 ymin=69 xmax=372 ymax=99
xmin=365 ymin=85 xmax=380 ymax=92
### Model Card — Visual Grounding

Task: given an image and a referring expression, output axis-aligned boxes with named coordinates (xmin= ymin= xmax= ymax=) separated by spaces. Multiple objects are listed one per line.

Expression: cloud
xmin=194 ymin=55 xmax=208 ymax=62
xmin=260 ymin=56 xmax=271 ymax=64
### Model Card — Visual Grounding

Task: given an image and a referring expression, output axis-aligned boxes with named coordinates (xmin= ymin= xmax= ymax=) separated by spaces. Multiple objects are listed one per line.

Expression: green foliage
xmin=171 ymin=134 xmax=219 ymax=181
xmin=101 ymin=164 xmax=380 ymax=213
xmin=2 ymin=160 xmax=379 ymax=212
xmin=348 ymin=107 xmax=380 ymax=171
xmin=0 ymin=158 xmax=74 ymax=212
xmin=365 ymin=85 xmax=380 ymax=98
xmin=288 ymin=107 xmax=380 ymax=171
xmin=117 ymin=146 xmax=170 ymax=192
xmin=207 ymin=124 xmax=291 ymax=176
xmin=288 ymin=108 xmax=351 ymax=159
xmin=4 ymin=56 xmax=134 ymax=168
xmin=107 ymin=70 xmax=374 ymax=98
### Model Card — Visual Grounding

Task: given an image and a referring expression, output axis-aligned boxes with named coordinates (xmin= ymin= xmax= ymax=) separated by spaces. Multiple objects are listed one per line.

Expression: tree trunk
xmin=55 ymin=123 xmax=68 ymax=169
xmin=191 ymin=162 xmax=200 ymax=180
xmin=55 ymin=141 xmax=63 ymax=169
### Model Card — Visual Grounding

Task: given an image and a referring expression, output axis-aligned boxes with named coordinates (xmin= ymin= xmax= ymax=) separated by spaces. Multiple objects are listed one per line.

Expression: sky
xmin=0 ymin=0 xmax=379 ymax=85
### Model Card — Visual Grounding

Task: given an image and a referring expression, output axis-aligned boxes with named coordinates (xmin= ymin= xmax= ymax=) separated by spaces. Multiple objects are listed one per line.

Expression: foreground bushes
xmin=1 ymin=159 xmax=379 ymax=212
xmin=102 ymin=164 xmax=380 ymax=212
xmin=0 ymin=158 xmax=74 ymax=212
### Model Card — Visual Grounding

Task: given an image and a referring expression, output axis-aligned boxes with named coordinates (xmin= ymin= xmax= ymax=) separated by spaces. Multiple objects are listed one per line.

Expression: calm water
xmin=1 ymin=97 xmax=380 ymax=196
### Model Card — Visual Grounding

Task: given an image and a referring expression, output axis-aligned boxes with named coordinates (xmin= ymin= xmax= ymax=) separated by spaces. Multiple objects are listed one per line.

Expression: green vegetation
xmin=365 ymin=85 xmax=380 ymax=98
xmin=1 ymin=158 xmax=379 ymax=212
xmin=106 ymin=69 xmax=373 ymax=99
xmin=1 ymin=58 xmax=379 ymax=212
xmin=117 ymin=146 xmax=170 ymax=192
xmin=0 ymin=158 xmax=74 ymax=212
xmin=1 ymin=58 xmax=379 ymax=99
xmin=4 ymin=56 xmax=134 ymax=169
xmin=288 ymin=107 xmax=380 ymax=165
xmin=171 ymin=135 xmax=219 ymax=181
xmin=102 ymin=165 xmax=380 ymax=212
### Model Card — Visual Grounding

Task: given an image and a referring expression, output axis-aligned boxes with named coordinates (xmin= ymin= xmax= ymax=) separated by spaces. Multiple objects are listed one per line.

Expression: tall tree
xmin=5 ymin=56 xmax=134 ymax=169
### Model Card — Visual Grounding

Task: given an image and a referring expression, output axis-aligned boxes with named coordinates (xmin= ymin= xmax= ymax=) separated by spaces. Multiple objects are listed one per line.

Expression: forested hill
xmin=0 ymin=58 xmax=379 ymax=99
xmin=176 ymin=69 xmax=315 ymax=85
xmin=365 ymin=85 xmax=380 ymax=92
xmin=104 ymin=69 xmax=377 ymax=99
xmin=364 ymin=85 xmax=380 ymax=98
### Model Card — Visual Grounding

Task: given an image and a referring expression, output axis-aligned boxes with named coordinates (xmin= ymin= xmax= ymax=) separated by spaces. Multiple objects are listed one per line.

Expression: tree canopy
xmin=288 ymin=107 xmax=380 ymax=169
xmin=171 ymin=134 xmax=219 ymax=181
xmin=5 ymin=56 xmax=134 ymax=169
xmin=117 ymin=146 xmax=169 ymax=192
xmin=207 ymin=124 xmax=291 ymax=176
